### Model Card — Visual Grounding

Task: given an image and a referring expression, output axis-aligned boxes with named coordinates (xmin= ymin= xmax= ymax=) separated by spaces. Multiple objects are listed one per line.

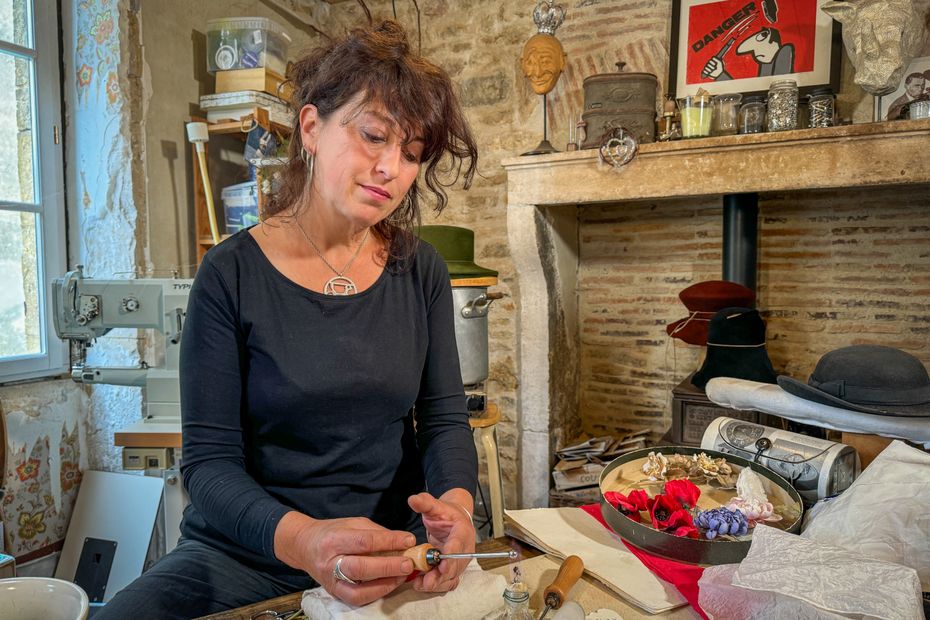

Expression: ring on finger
xmin=332 ymin=556 xmax=359 ymax=585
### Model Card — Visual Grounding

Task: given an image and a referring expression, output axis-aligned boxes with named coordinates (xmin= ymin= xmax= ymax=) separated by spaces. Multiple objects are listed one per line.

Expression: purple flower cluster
xmin=695 ymin=507 xmax=749 ymax=539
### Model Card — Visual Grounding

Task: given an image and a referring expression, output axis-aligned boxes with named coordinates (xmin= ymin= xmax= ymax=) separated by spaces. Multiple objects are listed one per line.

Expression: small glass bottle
xmin=503 ymin=580 xmax=534 ymax=620
xmin=738 ymin=95 xmax=766 ymax=134
xmin=808 ymin=87 xmax=836 ymax=128
xmin=711 ymin=93 xmax=742 ymax=136
xmin=766 ymin=79 xmax=799 ymax=132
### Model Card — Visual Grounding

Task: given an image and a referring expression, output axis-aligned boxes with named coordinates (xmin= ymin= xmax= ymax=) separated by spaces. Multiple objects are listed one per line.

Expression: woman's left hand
xmin=407 ymin=489 xmax=475 ymax=593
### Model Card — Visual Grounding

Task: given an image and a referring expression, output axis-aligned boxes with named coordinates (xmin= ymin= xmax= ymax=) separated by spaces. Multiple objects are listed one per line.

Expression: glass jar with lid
xmin=712 ymin=93 xmax=742 ymax=136
xmin=738 ymin=95 xmax=766 ymax=134
xmin=808 ymin=87 xmax=836 ymax=127
xmin=766 ymin=79 xmax=799 ymax=132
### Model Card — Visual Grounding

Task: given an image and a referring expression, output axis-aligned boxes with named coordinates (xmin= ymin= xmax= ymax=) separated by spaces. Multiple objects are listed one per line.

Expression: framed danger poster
xmin=669 ymin=0 xmax=842 ymax=97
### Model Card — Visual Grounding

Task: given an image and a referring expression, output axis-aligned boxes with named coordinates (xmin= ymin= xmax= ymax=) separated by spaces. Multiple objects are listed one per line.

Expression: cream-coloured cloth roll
xmin=301 ymin=559 xmax=508 ymax=620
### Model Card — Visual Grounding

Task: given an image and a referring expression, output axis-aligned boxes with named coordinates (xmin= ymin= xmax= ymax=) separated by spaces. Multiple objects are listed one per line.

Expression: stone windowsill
xmin=502 ymin=118 xmax=930 ymax=206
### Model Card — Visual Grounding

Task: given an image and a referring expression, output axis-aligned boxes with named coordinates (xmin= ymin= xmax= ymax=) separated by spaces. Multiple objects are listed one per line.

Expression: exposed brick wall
xmin=579 ymin=187 xmax=930 ymax=439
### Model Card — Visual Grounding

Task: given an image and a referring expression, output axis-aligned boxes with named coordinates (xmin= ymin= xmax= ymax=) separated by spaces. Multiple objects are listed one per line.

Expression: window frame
xmin=0 ymin=0 xmax=68 ymax=383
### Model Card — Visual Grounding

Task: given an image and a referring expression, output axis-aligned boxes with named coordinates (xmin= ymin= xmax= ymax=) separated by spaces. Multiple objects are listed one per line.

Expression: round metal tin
xmin=598 ymin=445 xmax=804 ymax=565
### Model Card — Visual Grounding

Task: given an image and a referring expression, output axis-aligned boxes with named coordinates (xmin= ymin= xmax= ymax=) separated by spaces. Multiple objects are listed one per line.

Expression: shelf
xmin=207 ymin=114 xmax=291 ymax=137
xmin=502 ymin=119 xmax=930 ymax=206
xmin=192 ymin=104 xmax=289 ymax=264
xmin=197 ymin=234 xmax=232 ymax=246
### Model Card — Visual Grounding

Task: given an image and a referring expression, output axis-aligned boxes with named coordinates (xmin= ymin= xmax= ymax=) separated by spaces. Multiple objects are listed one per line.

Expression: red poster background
xmin=685 ymin=0 xmax=817 ymax=85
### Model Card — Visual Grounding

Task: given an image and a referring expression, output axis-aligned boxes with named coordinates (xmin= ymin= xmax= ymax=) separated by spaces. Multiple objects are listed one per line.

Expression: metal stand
xmin=722 ymin=193 xmax=759 ymax=291
xmin=522 ymin=93 xmax=559 ymax=156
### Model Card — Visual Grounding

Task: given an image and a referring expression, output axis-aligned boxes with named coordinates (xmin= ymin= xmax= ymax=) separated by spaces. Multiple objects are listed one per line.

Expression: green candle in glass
xmin=678 ymin=95 xmax=713 ymax=138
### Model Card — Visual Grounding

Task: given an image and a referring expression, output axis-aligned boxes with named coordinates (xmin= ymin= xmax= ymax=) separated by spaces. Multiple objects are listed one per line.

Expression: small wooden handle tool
xmin=538 ymin=555 xmax=584 ymax=620
xmin=396 ymin=543 xmax=517 ymax=571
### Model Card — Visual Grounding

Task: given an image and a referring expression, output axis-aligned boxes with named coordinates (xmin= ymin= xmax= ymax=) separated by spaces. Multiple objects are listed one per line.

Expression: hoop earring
xmin=300 ymin=146 xmax=314 ymax=181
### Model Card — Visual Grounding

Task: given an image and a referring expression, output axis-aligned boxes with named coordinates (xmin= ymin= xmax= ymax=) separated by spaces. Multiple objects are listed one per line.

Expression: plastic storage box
xmin=221 ymin=181 xmax=260 ymax=233
xmin=206 ymin=17 xmax=291 ymax=75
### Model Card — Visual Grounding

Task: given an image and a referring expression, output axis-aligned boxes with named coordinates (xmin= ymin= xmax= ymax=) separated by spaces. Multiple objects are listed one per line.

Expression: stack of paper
xmin=552 ymin=431 xmax=649 ymax=500
xmin=505 ymin=507 xmax=687 ymax=614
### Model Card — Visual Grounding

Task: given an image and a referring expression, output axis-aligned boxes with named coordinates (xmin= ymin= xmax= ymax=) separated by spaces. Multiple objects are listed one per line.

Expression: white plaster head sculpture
xmin=822 ymin=0 xmax=930 ymax=95
xmin=520 ymin=1 xmax=567 ymax=95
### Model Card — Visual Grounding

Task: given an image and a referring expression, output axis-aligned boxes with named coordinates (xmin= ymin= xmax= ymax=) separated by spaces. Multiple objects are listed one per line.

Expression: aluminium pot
xmin=452 ymin=286 xmax=501 ymax=387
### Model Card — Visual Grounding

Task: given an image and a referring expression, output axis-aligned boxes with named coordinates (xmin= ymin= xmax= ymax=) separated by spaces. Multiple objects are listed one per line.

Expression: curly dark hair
xmin=268 ymin=20 xmax=478 ymax=266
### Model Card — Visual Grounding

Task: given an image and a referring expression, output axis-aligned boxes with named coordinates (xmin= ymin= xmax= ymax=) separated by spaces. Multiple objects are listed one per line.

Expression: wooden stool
xmin=469 ymin=402 xmax=505 ymax=537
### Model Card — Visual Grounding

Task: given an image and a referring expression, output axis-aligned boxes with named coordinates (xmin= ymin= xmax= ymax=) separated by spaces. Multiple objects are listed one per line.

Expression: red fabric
xmin=579 ymin=504 xmax=709 ymax=620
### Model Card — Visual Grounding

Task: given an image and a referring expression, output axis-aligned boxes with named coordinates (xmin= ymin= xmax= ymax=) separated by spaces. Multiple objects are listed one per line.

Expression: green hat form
xmin=417 ymin=225 xmax=498 ymax=279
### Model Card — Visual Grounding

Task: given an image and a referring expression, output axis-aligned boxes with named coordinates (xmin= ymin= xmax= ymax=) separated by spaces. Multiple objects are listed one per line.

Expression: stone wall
xmin=322 ymin=2 xmax=930 ymax=506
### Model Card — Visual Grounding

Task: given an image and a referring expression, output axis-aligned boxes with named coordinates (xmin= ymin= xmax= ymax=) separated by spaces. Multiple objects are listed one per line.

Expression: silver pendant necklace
xmin=295 ymin=220 xmax=370 ymax=295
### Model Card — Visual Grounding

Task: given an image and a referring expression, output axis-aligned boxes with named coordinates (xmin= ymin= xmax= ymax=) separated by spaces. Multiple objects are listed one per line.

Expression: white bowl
xmin=0 ymin=577 xmax=90 ymax=620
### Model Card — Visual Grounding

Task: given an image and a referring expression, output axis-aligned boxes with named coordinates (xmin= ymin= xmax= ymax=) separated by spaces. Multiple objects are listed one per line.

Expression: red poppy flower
xmin=665 ymin=508 xmax=695 ymax=530
xmin=626 ymin=489 xmax=654 ymax=512
xmin=663 ymin=479 xmax=701 ymax=509
xmin=671 ymin=524 xmax=700 ymax=539
xmin=649 ymin=494 xmax=684 ymax=529
xmin=604 ymin=491 xmax=643 ymax=522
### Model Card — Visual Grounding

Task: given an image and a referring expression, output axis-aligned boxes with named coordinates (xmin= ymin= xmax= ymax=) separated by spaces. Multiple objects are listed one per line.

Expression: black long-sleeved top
xmin=178 ymin=229 xmax=477 ymax=584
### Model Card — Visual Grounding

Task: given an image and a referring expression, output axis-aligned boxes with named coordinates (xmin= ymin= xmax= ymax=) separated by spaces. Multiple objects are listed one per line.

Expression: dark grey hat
xmin=777 ymin=345 xmax=930 ymax=417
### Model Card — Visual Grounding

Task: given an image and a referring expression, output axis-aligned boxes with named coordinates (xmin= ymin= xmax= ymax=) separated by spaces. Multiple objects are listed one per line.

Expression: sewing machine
xmin=52 ymin=265 xmax=191 ymax=556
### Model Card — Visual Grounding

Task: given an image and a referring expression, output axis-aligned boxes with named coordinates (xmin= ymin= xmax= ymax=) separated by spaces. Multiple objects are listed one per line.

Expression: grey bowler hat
xmin=777 ymin=345 xmax=930 ymax=417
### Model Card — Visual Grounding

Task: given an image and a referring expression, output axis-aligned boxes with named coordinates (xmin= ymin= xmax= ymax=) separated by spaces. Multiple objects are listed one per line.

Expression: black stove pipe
xmin=722 ymin=193 xmax=759 ymax=291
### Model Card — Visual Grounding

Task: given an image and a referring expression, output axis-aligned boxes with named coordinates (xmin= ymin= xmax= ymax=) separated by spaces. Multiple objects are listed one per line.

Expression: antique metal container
xmin=581 ymin=62 xmax=658 ymax=148
xmin=599 ymin=445 xmax=804 ymax=565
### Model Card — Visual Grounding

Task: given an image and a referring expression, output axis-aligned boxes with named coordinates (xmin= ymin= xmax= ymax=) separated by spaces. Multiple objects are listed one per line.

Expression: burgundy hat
xmin=667 ymin=280 xmax=756 ymax=346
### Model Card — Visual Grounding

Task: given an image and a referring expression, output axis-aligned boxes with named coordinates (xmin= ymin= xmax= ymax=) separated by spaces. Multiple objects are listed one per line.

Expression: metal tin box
xmin=581 ymin=65 xmax=657 ymax=147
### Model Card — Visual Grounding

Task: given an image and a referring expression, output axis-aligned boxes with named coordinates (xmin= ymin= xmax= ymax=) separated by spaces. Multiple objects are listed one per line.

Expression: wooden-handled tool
xmin=400 ymin=543 xmax=517 ymax=572
xmin=537 ymin=555 xmax=584 ymax=620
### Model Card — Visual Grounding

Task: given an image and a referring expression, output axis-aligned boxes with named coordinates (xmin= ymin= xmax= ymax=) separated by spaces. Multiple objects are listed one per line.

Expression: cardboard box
xmin=215 ymin=68 xmax=293 ymax=101
xmin=552 ymin=462 xmax=605 ymax=490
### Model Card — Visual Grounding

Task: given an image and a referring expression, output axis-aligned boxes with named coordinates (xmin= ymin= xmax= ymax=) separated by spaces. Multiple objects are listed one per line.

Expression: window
xmin=0 ymin=0 xmax=67 ymax=382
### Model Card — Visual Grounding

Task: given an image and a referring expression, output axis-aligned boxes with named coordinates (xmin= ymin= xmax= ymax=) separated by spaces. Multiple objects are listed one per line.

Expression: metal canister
xmin=581 ymin=62 xmax=658 ymax=148
xmin=452 ymin=286 xmax=500 ymax=386
xmin=416 ymin=225 xmax=500 ymax=388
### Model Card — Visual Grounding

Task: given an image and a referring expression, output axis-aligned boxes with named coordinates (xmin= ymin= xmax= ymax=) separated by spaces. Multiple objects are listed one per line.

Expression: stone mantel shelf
xmin=502 ymin=119 xmax=930 ymax=207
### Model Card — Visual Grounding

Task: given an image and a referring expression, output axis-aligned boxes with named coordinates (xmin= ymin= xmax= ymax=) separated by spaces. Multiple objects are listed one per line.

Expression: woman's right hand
xmin=274 ymin=511 xmax=417 ymax=606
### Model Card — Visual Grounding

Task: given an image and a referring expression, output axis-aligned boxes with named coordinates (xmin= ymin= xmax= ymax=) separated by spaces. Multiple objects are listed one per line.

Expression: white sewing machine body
xmin=52 ymin=266 xmax=191 ymax=424
xmin=52 ymin=266 xmax=191 ymax=557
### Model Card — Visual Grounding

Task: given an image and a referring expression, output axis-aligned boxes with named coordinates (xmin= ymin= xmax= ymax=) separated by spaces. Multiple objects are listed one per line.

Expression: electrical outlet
xmin=122 ymin=448 xmax=172 ymax=471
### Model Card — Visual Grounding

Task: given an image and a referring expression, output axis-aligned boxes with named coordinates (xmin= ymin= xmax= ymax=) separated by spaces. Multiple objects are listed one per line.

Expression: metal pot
xmin=452 ymin=287 xmax=502 ymax=386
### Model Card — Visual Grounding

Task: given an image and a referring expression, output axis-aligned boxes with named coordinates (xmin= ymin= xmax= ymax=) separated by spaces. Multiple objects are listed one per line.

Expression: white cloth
xmin=802 ymin=440 xmax=930 ymax=590
xmin=698 ymin=525 xmax=924 ymax=620
xmin=705 ymin=377 xmax=930 ymax=448
xmin=300 ymin=559 xmax=508 ymax=620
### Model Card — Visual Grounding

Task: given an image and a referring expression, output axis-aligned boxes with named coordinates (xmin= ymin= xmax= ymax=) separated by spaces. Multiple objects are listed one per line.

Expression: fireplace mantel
xmin=503 ymin=119 xmax=930 ymax=509
xmin=503 ymin=119 xmax=930 ymax=207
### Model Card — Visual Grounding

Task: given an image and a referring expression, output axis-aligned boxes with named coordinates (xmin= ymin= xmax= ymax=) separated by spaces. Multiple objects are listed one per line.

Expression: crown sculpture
xmin=533 ymin=0 xmax=565 ymax=35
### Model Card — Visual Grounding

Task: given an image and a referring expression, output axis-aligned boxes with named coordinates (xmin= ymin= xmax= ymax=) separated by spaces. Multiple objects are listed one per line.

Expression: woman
xmin=98 ymin=20 xmax=479 ymax=618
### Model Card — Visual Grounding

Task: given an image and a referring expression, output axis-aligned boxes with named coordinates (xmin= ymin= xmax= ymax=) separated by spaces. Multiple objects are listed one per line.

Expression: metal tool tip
xmin=508 ymin=550 xmax=518 ymax=559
